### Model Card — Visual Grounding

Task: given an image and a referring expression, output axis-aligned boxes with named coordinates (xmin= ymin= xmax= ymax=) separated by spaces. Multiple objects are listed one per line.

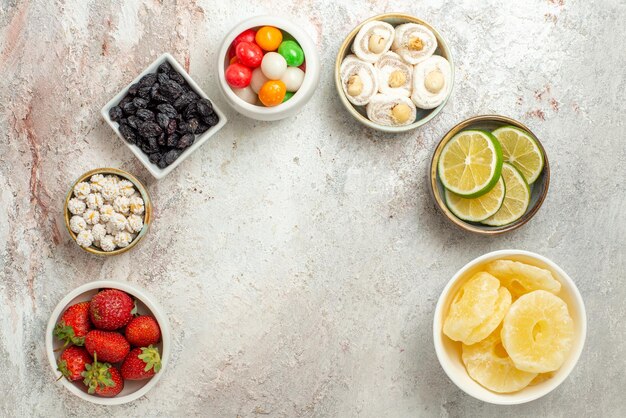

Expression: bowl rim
xmin=432 ymin=249 xmax=587 ymax=405
xmin=45 ymin=280 xmax=172 ymax=405
xmin=100 ymin=52 xmax=228 ymax=180
xmin=334 ymin=12 xmax=455 ymax=133
xmin=217 ymin=15 xmax=320 ymax=116
xmin=429 ymin=115 xmax=550 ymax=235
xmin=63 ymin=168 xmax=152 ymax=256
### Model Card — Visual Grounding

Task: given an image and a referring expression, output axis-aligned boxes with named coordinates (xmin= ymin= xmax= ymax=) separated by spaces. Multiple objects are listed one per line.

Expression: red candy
xmin=299 ymin=61 xmax=306 ymax=72
xmin=236 ymin=41 xmax=263 ymax=68
xmin=225 ymin=63 xmax=252 ymax=88
xmin=232 ymin=29 xmax=257 ymax=49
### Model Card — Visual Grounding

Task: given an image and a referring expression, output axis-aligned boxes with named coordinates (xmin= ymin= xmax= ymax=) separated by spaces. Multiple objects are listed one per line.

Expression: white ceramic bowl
xmin=433 ymin=250 xmax=586 ymax=405
xmin=101 ymin=53 xmax=227 ymax=180
xmin=45 ymin=280 xmax=171 ymax=405
xmin=217 ymin=16 xmax=320 ymax=121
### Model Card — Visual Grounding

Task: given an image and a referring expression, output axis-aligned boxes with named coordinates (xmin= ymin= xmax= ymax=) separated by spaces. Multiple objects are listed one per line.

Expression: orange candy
xmin=258 ymin=80 xmax=286 ymax=106
xmin=255 ymin=26 xmax=283 ymax=51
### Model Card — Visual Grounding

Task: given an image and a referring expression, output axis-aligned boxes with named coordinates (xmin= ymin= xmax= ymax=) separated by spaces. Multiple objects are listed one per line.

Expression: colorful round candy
xmin=225 ymin=63 xmax=252 ymax=88
xmin=280 ymin=67 xmax=305 ymax=92
xmin=277 ymin=40 xmax=304 ymax=67
xmin=261 ymin=52 xmax=287 ymax=80
xmin=236 ymin=41 xmax=263 ymax=68
xmin=258 ymin=80 xmax=286 ymax=106
xmin=233 ymin=29 xmax=257 ymax=49
xmin=250 ymin=68 xmax=269 ymax=94
xmin=282 ymin=91 xmax=294 ymax=102
xmin=255 ymin=26 xmax=283 ymax=51
xmin=233 ymin=86 xmax=258 ymax=104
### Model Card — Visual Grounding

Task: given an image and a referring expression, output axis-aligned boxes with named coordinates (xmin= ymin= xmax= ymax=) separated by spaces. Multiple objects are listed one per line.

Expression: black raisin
xmin=156 ymin=113 xmax=170 ymax=129
xmin=109 ymin=106 xmax=123 ymax=122
xmin=196 ymin=99 xmax=214 ymax=118
xmin=127 ymin=115 xmax=141 ymax=129
xmin=166 ymin=119 xmax=178 ymax=135
xmin=183 ymin=101 xmax=198 ymax=120
xmin=167 ymin=133 xmax=180 ymax=147
xmin=136 ymin=108 xmax=154 ymax=121
xmin=141 ymin=136 xmax=159 ymax=154
xmin=156 ymin=104 xmax=177 ymax=118
xmin=119 ymin=124 xmax=137 ymax=144
xmin=128 ymin=83 xmax=140 ymax=96
xmin=148 ymin=152 xmax=162 ymax=164
xmin=122 ymin=101 xmax=137 ymax=115
xmin=157 ymin=73 xmax=170 ymax=85
xmin=158 ymin=62 xmax=172 ymax=74
xmin=119 ymin=95 xmax=133 ymax=108
xmin=177 ymin=133 xmax=195 ymax=149
xmin=138 ymin=121 xmax=163 ymax=138
xmin=139 ymin=73 xmax=157 ymax=88
xmin=204 ymin=113 xmax=219 ymax=127
xmin=195 ymin=123 xmax=210 ymax=134
xmin=157 ymin=132 xmax=167 ymax=147
xmin=137 ymin=86 xmax=152 ymax=100
xmin=187 ymin=118 xmax=199 ymax=134
xmin=133 ymin=97 xmax=148 ymax=109
xmin=157 ymin=157 xmax=168 ymax=169
xmin=174 ymin=92 xmax=196 ymax=111
xmin=177 ymin=122 xmax=191 ymax=134
xmin=165 ymin=149 xmax=183 ymax=164
xmin=158 ymin=79 xmax=184 ymax=101
xmin=170 ymin=71 xmax=186 ymax=85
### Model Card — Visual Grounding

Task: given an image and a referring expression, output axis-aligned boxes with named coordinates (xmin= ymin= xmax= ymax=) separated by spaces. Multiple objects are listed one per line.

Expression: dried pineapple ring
xmin=485 ymin=260 xmax=561 ymax=298
xmin=501 ymin=290 xmax=574 ymax=373
xmin=462 ymin=326 xmax=537 ymax=393
xmin=443 ymin=272 xmax=501 ymax=344
xmin=464 ymin=286 xmax=512 ymax=345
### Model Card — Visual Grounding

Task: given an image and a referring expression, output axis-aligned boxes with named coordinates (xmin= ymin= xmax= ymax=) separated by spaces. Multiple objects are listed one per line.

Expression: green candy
xmin=282 ymin=91 xmax=294 ymax=102
xmin=278 ymin=40 xmax=304 ymax=67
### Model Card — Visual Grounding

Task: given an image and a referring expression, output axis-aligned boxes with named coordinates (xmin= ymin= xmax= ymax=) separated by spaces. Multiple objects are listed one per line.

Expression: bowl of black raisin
xmin=102 ymin=53 xmax=227 ymax=179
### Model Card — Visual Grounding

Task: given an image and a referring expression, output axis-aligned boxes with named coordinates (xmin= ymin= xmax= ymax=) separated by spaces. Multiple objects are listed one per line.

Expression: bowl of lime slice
xmin=430 ymin=115 xmax=549 ymax=235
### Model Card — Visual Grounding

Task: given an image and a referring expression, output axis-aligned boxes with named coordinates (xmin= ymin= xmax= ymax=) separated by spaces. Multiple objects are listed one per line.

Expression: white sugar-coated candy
xmin=261 ymin=52 xmax=287 ymax=80
xmin=280 ymin=67 xmax=305 ymax=92
xmin=233 ymin=86 xmax=257 ymax=104
xmin=250 ymin=68 xmax=268 ymax=94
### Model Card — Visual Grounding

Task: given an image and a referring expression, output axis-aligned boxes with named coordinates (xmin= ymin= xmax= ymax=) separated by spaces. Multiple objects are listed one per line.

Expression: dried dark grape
xmin=183 ymin=101 xmax=198 ymax=120
xmin=204 ymin=113 xmax=219 ymax=127
xmin=187 ymin=118 xmax=199 ymax=134
xmin=122 ymin=101 xmax=137 ymax=115
xmin=141 ymin=136 xmax=160 ymax=154
xmin=167 ymin=133 xmax=180 ymax=147
xmin=157 ymin=104 xmax=177 ymax=118
xmin=177 ymin=122 xmax=191 ymax=134
xmin=174 ymin=92 xmax=196 ymax=111
xmin=157 ymin=132 xmax=167 ymax=147
xmin=127 ymin=115 xmax=141 ymax=129
xmin=119 ymin=124 xmax=137 ymax=144
xmin=157 ymin=73 xmax=170 ymax=85
xmin=156 ymin=113 xmax=170 ymax=129
xmin=139 ymin=73 xmax=157 ymax=87
xmin=128 ymin=83 xmax=139 ymax=96
xmin=138 ymin=121 xmax=163 ymax=138
xmin=133 ymin=97 xmax=148 ymax=109
xmin=109 ymin=106 xmax=123 ymax=122
xmin=137 ymin=86 xmax=152 ymax=100
xmin=158 ymin=62 xmax=172 ymax=74
xmin=177 ymin=133 xmax=195 ymax=149
xmin=196 ymin=123 xmax=210 ymax=134
xmin=136 ymin=108 xmax=154 ymax=121
xmin=196 ymin=99 xmax=214 ymax=118
xmin=157 ymin=157 xmax=168 ymax=169
xmin=158 ymin=79 xmax=184 ymax=101
xmin=164 ymin=149 xmax=183 ymax=164
xmin=166 ymin=119 xmax=177 ymax=135
xmin=150 ymin=83 xmax=160 ymax=97
xmin=148 ymin=152 xmax=162 ymax=164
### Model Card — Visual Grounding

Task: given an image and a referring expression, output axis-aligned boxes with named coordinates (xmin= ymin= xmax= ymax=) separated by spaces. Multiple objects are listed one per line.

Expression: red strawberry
xmin=125 ymin=316 xmax=161 ymax=347
xmin=121 ymin=346 xmax=162 ymax=380
xmin=84 ymin=330 xmax=130 ymax=363
xmin=89 ymin=289 xmax=135 ymax=330
xmin=82 ymin=354 xmax=124 ymax=397
xmin=54 ymin=302 xmax=91 ymax=346
xmin=57 ymin=346 xmax=92 ymax=381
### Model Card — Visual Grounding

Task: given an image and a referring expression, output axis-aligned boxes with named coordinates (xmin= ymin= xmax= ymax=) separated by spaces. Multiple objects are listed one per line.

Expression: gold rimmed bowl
xmin=334 ymin=13 xmax=454 ymax=133
xmin=430 ymin=115 xmax=550 ymax=235
xmin=64 ymin=168 xmax=152 ymax=255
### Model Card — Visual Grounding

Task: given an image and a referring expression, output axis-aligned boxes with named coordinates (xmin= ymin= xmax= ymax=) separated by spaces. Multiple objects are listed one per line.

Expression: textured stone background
xmin=1 ymin=0 xmax=624 ymax=417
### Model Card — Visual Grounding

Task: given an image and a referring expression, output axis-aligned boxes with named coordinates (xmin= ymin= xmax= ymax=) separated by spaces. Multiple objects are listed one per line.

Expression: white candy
xmin=108 ymin=213 xmax=127 ymax=232
xmin=375 ymin=51 xmax=412 ymax=97
xmin=411 ymin=55 xmax=451 ymax=109
xmin=118 ymin=180 xmax=135 ymax=197
xmin=67 ymin=198 xmax=86 ymax=215
xmin=83 ymin=208 xmax=100 ymax=225
xmin=127 ymin=214 xmax=144 ymax=233
xmin=86 ymin=193 xmax=104 ymax=210
xmin=129 ymin=196 xmax=145 ymax=215
xmin=113 ymin=196 xmax=130 ymax=215
xmin=114 ymin=231 xmax=133 ymax=248
xmin=280 ymin=67 xmax=305 ymax=92
xmin=392 ymin=23 xmax=437 ymax=65
xmin=100 ymin=235 xmax=116 ymax=252
xmin=101 ymin=181 xmax=119 ymax=202
xmin=261 ymin=52 xmax=287 ymax=80
xmin=76 ymin=230 xmax=94 ymax=248
xmin=340 ymin=55 xmax=378 ymax=106
xmin=90 ymin=174 xmax=106 ymax=192
xmin=92 ymin=223 xmax=106 ymax=241
xmin=366 ymin=94 xmax=416 ymax=126
xmin=233 ymin=86 xmax=258 ymax=104
xmin=73 ymin=182 xmax=91 ymax=200
xmin=250 ymin=68 xmax=269 ymax=94
xmin=70 ymin=215 xmax=87 ymax=233
xmin=351 ymin=21 xmax=395 ymax=63
xmin=100 ymin=204 xmax=115 ymax=222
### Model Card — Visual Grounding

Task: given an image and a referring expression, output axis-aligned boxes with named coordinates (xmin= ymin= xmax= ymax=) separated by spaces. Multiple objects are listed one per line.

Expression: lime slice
xmin=482 ymin=163 xmax=531 ymax=226
xmin=445 ymin=177 xmax=506 ymax=222
xmin=438 ymin=130 xmax=503 ymax=198
xmin=492 ymin=126 xmax=544 ymax=184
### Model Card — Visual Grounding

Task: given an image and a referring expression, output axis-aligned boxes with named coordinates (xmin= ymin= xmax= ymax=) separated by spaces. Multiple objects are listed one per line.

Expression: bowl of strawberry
xmin=217 ymin=15 xmax=320 ymax=121
xmin=45 ymin=281 xmax=170 ymax=405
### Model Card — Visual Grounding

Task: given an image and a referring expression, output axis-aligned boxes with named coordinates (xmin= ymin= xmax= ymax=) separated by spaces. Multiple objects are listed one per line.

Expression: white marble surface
xmin=1 ymin=0 xmax=625 ymax=416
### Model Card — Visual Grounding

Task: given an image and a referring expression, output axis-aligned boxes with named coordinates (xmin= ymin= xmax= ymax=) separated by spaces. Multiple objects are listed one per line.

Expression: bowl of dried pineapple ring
xmin=433 ymin=250 xmax=586 ymax=404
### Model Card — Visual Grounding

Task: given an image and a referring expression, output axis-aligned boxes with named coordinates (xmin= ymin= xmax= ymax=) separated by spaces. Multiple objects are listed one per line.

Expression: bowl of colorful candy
xmin=217 ymin=15 xmax=320 ymax=121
